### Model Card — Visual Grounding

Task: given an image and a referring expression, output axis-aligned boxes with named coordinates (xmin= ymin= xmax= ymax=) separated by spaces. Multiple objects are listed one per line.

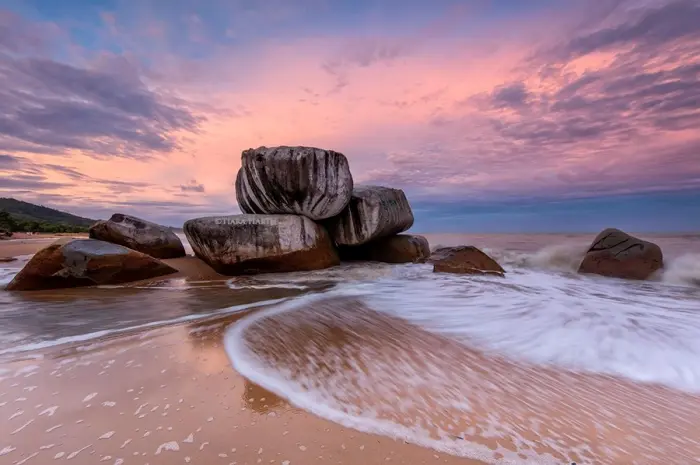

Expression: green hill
xmin=0 ymin=198 xmax=96 ymax=234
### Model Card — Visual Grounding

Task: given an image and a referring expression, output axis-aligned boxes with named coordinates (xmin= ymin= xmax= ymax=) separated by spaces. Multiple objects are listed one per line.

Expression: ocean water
xmin=1 ymin=233 xmax=700 ymax=463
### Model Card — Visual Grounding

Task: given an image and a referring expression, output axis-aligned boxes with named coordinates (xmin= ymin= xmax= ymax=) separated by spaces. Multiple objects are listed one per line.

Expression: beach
xmin=2 ymin=234 xmax=700 ymax=464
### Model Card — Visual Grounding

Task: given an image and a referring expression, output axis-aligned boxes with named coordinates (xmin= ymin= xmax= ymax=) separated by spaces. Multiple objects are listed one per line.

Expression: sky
xmin=0 ymin=0 xmax=698 ymax=233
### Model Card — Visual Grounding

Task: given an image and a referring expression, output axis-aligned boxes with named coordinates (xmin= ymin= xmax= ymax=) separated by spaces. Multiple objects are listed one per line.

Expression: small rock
xmin=429 ymin=246 xmax=505 ymax=276
xmin=339 ymin=234 xmax=430 ymax=264
xmin=578 ymin=228 xmax=663 ymax=280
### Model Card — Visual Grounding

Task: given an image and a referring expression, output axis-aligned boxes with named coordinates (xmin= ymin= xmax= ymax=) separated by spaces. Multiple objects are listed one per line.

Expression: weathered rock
xmin=327 ymin=186 xmax=414 ymax=246
xmin=235 ymin=146 xmax=353 ymax=221
xmin=89 ymin=213 xmax=185 ymax=259
xmin=429 ymin=246 xmax=505 ymax=276
xmin=0 ymin=256 xmax=17 ymax=263
xmin=339 ymin=234 xmax=430 ymax=264
xmin=183 ymin=214 xmax=339 ymax=275
xmin=578 ymin=228 xmax=663 ymax=280
xmin=6 ymin=238 xmax=178 ymax=291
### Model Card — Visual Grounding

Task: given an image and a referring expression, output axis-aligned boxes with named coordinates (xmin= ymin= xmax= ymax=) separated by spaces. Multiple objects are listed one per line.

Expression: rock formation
xmin=429 ymin=246 xmax=505 ymax=276
xmin=339 ymin=234 xmax=430 ymax=264
xmin=235 ymin=146 xmax=353 ymax=221
xmin=327 ymin=186 xmax=414 ymax=246
xmin=6 ymin=238 xmax=177 ymax=291
xmin=578 ymin=228 xmax=663 ymax=280
xmin=183 ymin=214 xmax=339 ymax=275
xmin=89 ymin=213 xmax=186 ymax=259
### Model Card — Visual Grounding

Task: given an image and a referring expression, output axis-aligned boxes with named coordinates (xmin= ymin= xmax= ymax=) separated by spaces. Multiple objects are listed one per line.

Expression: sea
xmin=1 ymin=232 xmax=700 ymax=463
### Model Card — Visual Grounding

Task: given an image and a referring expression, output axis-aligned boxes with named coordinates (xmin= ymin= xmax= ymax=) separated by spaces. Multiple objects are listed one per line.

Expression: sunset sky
xmin=0 ymin=0 xmax=698 ymax=232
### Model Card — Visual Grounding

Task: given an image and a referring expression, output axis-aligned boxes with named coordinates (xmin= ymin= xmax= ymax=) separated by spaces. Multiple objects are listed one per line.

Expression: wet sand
xmin=0 ymin=312 xmax=490 ymax=465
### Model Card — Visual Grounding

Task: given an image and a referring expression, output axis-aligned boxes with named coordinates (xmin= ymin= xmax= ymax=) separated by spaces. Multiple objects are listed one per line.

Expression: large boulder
xmin=327 ymin=186 xmax=414 ymax=246
xmin=429 ymin=246 xmax=505 ymax=276
xmin=6 ymin=238 xmax=177 ymax=291
xmin=89 ymin=213 xmax=185 ymax=259
xmin=183 ymin=214 xmax=339 ymax=275
xmin=235 ymin=146 xmax=353 ymax=221
xmin=339 ymin=234 xmax=430 ymax=264
xmin=578 ymin=228 xmax=663 ymax=280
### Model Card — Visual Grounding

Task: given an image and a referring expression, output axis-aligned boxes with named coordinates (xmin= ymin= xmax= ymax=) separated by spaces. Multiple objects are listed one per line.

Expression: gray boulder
xmin=6 ymin=238 xmax=178 ymax=291
xmin=339 ymin=234 xmax=430 ymax=264
xmin=327 ymin=186 xmax=414 ymax=246
xmin=578 ymin=228 xmax=663 ymax=280
xmin=89 ymin=213 xmax=185 ymax=259
xmin=183 ymin=214 xmax=339 ymax=275
xmin=235 ymin=146 xmax=353 ymax=221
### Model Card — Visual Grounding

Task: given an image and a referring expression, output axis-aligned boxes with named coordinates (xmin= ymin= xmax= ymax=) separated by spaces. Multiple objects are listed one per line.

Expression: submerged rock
xmin=327 ymin=186 xmax=414 ymax=246
xmin=235 ymin=146 xmax=353 ymax=221
xmin=89 ymin=213 xmax=186 ymax=259
xmin=0 ymin=256 xmax=17 ymax=263
xmin=578 ymin=228 xmax=663 ymax=280
xmin=6 ymin=238 xmax=177 ymax=291
xmin=183 ymin=214 xmax=339 ymax=275
xmin=339 ymin=234 xmax=430 ymax=264
xmin=430 ymin=246 xmax=505 ymax=276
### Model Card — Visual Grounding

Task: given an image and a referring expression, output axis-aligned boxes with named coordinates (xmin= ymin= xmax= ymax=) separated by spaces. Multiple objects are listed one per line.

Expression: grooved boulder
xmin=89 ymin=213 xmax=186 ymax=259
xmin=6 ymin=238 xmax=177 ymax=291
xmin=327 ymin=186 xmax=414 ymax=246
xmin=235 ymin=146 xmax=353 ymax=221
xmin=339 ymin=234 xmax=430 ymax=264
xmin=578 ymin=228 xmax=663 ymax=280
xmin=429 ymin=246 xmax=505 ymax=276
xmin=183 ymin=214 xmax=339 ymax=275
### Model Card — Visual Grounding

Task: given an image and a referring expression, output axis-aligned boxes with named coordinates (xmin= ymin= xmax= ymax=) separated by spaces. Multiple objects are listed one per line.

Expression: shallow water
xmin=1 ymin=233 xmax=700 ymax=463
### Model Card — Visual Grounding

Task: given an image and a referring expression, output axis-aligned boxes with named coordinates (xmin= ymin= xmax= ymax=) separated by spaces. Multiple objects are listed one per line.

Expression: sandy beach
xmin=3 ymin=235 xmax=700 ymax=464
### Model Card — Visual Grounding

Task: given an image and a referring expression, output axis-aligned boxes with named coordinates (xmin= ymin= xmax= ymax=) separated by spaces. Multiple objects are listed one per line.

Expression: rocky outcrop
xmin=235 ymin=146 xmax=353 ymax=221
xmin=183 ymin=214 xmax=339 ymax=275
xmin=429 ymin=246 xmax=505 ymax=276
xmin=339 ymin=234 xmax=430 ymax=264
xmin=6 ymin=238 xmax=178 ymax=291
xmin=578 ymin=228 xmax=663 ymax=280
xmin=327 ymin=186 xmax=414 ymax=246
xmin=89 ymin=213 xmax=186 ymax=259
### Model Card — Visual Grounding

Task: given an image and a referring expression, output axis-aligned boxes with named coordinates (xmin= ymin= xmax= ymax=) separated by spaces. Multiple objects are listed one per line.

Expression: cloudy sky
xmin=0 ymin=0 xmax=698 ymax=232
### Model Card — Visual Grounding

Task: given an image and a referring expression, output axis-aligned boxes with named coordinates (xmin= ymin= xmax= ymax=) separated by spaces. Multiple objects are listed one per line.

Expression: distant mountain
xmin=0 ymin=198 xmax=96 ymax=233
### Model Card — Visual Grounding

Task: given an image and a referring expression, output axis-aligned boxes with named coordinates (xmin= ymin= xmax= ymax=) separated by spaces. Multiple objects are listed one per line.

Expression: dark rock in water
xmin=235 ymin=146 xmax=353 ymax=221
xmin=6 ymin=238 xmax=177 ymax=291
xmin=89 ymin=213 xmax=186 ymax=259
xmin=429 ymin=246 xmax=505 ymax=276
xmin=327 ymin=186 xmax=414 ymax=246
xmin=578 ymin=228 xmax=663 ymax=280
xmin=339 ymin=234 xmax=430 ymax=264
xmin=0 ymin=228 xmax=11 ymax=239
xmin=0 ymin=256 xmax=17 ymax=263
xmin=183 ymin=214 xmax=339 ymax=275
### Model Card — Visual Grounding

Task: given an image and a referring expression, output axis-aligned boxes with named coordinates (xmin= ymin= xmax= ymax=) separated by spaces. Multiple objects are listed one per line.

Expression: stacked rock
xmin=184 ymin=145 xmax=430 ymax=276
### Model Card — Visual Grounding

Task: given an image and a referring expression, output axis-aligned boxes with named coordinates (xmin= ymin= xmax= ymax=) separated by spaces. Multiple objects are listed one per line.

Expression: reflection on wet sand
xmin=2 ymin=310 xmax=482 ymax=465
xmin=230 ymin=296 xmax=700 ymax=464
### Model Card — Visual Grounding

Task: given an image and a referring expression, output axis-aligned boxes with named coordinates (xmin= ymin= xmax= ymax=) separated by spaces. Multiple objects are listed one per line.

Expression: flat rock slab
xmin=430 ymin=246 xmax=505 ymax=276
xmin=339 ymin=234 xmax=430 ymax=264
xmin=0 ymin=256 xmax=17 ymax=263
xmin=90 ymin=213 xmax=186 ymax=259
xmin=327 ymin=185 xmax=414 ymax=246
xmin=235 ymin=146 xmax=353 ymax=221
xmin=6 ymin=238 xmax=177 ymax=291
xmin=578 ymin=228 xmax=663 ymax=280
xmin=183 ymin=214 xmax=339 ymax=275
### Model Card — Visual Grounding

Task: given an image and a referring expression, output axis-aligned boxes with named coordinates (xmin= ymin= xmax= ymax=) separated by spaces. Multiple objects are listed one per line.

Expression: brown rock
xmin=89 ymin=213 xmax=185 ymax=259
xmin=6 ymin=238 xmax=177 ymax=291
xmin=183 ymin=214 xmax=339 ymax=275
xmin=0 ymin=256 xmax=17 ymax=263
xmin=578 ymin=228 xmax=663 ymax=280
xmin=339 ymin=234 xmax=430 ymax=264
xmin=429 ymin=246 xmax=505 ymax=276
